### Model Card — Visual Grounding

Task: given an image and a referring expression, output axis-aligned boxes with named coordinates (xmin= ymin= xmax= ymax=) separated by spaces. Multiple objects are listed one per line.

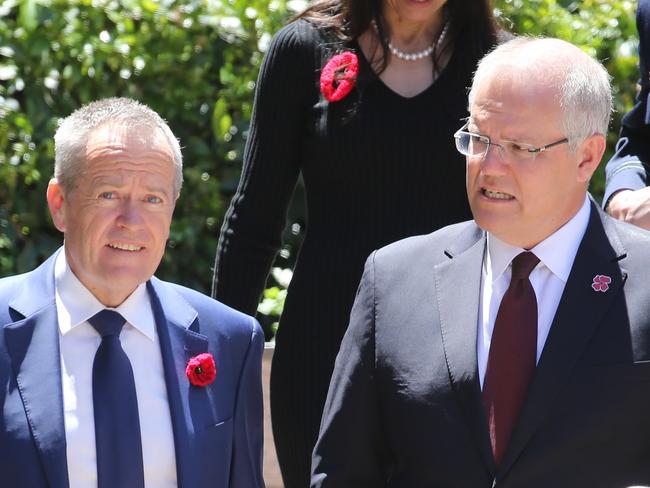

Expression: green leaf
xmin=18 ymin=0 xmax=38 ymax=32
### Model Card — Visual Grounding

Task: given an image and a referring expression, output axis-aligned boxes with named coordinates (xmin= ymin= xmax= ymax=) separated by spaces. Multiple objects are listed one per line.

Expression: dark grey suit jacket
xmin=312 ymin=201 xmax=650 ymax=487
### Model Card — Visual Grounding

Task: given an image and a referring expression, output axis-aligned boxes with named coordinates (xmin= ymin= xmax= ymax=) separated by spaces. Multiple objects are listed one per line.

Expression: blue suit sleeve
xmin=604 ymin=0 xmax=650 ymax=206
xmin=230 ymin=317 xmax=265 ymax=488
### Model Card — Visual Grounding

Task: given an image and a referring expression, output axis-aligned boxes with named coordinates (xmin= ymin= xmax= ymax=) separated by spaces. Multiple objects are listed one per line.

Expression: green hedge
xmin=0 ymin=0 xmax=641 ymax=296
xmin=0 ymin=0 xmax=290 ymax=291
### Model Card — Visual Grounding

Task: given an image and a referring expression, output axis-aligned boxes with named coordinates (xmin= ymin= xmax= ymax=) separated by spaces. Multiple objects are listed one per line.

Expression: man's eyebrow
xmin=91 ymin=178 xmax=172 ymax=195
xmin=145 ymin=185 xmax=172 ymax=196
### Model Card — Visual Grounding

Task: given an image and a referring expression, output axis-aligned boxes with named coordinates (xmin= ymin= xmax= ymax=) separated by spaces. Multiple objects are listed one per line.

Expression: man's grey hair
xmin=468 ymin=36 xmax=612 ymax=151
xmin=54 ymin=97 xmax=183 ymax=193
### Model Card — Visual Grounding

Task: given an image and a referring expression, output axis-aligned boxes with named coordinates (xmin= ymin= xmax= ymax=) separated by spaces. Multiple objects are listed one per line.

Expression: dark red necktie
xmin=482 ymin=251 xmax=540 ymax=467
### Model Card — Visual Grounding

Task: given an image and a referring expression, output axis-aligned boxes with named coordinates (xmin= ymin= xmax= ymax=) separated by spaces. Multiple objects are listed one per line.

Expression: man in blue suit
xmin=0 ymin=97 xmax=265 ymax=487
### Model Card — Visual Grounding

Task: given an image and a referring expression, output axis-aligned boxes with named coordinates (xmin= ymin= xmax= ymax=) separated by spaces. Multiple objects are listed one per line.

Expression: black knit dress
xmin=213 ymin=19 xmax=476 ymax=487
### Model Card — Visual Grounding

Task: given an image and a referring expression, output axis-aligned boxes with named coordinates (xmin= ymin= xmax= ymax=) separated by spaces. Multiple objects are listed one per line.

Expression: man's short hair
xmin=468 ymin=36 xmax=612 ymax=151
xmin=54 ymin=97 xmax=183 ymax=194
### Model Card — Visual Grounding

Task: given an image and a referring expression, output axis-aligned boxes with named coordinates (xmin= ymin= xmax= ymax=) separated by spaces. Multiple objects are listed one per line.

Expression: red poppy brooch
xmin=320 ymin=51 xmax=359 ymax=102
xmin=186 ymin=353 xmax=216 ymax=387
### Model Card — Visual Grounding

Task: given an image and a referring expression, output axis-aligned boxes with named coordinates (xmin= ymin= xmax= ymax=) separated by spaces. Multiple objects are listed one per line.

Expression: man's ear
xmin=576 ymin=133 xmax=606 ymax=184
xmin=47 ymin=178 xmax=67 ymax=232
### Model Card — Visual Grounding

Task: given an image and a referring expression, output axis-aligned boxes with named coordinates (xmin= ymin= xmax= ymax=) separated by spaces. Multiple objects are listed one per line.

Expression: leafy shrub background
xmin=0 ymin=0 xmax=291 ymax=291
xmin=0 ymin=0 xmax=641 ymax=303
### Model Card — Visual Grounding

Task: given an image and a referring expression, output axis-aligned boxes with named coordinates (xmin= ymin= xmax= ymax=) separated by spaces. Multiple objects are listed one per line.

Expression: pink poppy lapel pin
xmin=591 ymin=274 xmax=611 ymax=292
xmin=186 ymin=352 xmax=216 ymax=387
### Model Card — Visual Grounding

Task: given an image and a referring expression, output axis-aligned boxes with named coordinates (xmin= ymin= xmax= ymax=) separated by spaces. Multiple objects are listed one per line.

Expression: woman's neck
xmin=381 ymin=7 xmax=446 ymax=51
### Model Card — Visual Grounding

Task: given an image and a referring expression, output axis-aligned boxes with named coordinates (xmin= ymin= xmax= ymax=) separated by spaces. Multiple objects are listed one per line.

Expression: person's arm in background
xmin=212 ymin=21 xmax=314 ymax=314
xmin=604 ymin=0 xmax=650 ymax=229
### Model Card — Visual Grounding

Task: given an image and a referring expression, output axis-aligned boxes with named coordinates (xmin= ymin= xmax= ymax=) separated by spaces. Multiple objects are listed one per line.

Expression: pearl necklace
xmin=372 ymin=20 xmax=449 ymax=61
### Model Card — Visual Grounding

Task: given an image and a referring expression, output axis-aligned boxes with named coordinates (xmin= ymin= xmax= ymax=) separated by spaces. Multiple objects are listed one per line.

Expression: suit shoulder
xmin=0 ymin=271 xmax=32 ymax=311
xmin=607 ymin=214 xmax=650 ymax=253
xmin=374 ymin=221 xmax=477 ymax=266
xmin=0 ymin=273 xmax=27 ymax=323
xmin=160 ymin=281 xmax=262 ymax=337
xmin=0 ymin=272 xmax=27 ymax=296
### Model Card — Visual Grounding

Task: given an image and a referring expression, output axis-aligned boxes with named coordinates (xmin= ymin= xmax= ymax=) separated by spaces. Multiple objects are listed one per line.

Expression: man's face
xmin=466 ymin=69 xmax=597 ymax=249
xmin=48 ymin=122 xmax=177 ymax=306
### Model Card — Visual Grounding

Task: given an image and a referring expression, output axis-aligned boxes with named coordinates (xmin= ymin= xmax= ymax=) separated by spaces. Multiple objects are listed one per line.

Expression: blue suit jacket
xmin=604 ymin=0 xmax=650 ymax=205
xmin=0 ymin=250 xmax=265 ymax=488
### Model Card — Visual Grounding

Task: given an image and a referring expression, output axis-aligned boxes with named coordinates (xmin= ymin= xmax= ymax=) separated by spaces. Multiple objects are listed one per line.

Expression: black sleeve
xmin=603 ymin=0 xmax=650 ymax=206
xmin=212 ymin=21 xmax=316 ymax=315
xmin=311 ymin=253 xmax=389 ymax=487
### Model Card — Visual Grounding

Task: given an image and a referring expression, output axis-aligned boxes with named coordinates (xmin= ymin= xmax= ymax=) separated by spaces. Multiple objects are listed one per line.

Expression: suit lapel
xmin=434 ymin=224 xmax=496 ymax=474
xmin=4 ymin=251 xmax=69 ymax=488
xmin=499 ymin=204 xmax=627 ymax=474
xmin=147 ymin=279 xmax=209 ymax=488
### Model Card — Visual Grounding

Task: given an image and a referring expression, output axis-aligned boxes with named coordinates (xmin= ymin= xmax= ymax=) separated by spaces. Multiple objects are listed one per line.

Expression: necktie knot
xmin=88 ymin=310 xmax=126 ymax=338
xmin=511 ymin=251 xmax=540 ymax=281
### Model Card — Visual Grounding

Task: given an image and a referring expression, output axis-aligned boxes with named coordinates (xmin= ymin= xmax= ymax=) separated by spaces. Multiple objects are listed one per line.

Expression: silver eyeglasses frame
xmin=453 ymin=122 xmax=569 ymax=162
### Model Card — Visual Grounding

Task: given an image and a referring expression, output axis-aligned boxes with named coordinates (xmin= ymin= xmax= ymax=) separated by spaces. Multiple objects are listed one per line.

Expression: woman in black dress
xmin=213 ymin=1 xmax=499 ymax=485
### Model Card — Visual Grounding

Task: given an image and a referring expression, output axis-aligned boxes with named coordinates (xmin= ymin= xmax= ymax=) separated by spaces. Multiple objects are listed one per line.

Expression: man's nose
xmin=117 ymin=200 xmax=145 ymax=227
xmin=479 ymin=143 xmax=509 ymax=175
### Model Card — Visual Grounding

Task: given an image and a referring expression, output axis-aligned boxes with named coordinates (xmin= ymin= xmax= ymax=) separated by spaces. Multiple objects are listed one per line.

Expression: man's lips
xmin=481 ymin=188 xmax=515 ymax=201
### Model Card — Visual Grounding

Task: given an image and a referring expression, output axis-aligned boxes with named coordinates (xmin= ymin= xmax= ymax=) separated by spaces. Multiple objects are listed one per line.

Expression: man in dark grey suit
xmin=312 ymin=37 xmax=650 ymax=487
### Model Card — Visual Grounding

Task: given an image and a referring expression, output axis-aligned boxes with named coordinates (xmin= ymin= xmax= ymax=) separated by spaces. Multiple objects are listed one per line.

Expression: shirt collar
xmin=486 ymin=195 xmax=591 ymax=283
xmin=54 ymin=251 xmax=156 ymax=340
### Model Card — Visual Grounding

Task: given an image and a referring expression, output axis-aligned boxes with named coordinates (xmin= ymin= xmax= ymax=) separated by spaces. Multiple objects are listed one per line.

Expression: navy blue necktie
xmin=89 ymin=310 xmax=145 ymax=488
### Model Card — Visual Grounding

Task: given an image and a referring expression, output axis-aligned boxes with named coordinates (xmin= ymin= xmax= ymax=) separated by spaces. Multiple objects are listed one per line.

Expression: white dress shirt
xmin=477 ymin=195 xmax=591 ymax=387
xmin=55 ymin=251 xmax=177 ymax=487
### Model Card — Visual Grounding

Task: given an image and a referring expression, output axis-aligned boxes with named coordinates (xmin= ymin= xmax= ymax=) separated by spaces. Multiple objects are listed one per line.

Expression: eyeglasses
xmin=454 ymin=122 xmax=569 ymax=162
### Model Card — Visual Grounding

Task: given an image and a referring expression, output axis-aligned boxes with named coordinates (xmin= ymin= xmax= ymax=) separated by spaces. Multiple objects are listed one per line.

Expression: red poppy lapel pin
xmin=186 ymin=352 xmax=216 ymax=387
xmin=591 ymin=274 xmax=611 ymax=292
xmin=320 ymin=51 xmax=359 ymax=102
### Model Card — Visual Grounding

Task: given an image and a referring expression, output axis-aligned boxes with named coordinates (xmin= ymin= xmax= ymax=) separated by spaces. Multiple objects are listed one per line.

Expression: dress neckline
xmin=351 ymin=39 xmax=457 ymax=101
